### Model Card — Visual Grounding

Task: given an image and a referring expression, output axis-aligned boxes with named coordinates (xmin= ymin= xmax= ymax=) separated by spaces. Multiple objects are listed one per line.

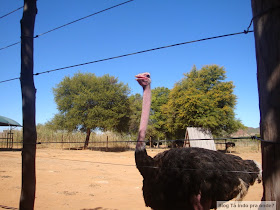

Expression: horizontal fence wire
xmin=0 ymin=30 xmax=253 ymax=84
xmin=1 ymin=5 xmax=278 ymax=176
xmin=0 ymin=136 xmax=263 ymax=174
xmin=254 ymin=136 xmax=280 ymax=144
xmin=138 ymin=166 xmax=261 ymax=174
xmin=1 ymin=153 xmax=259 ymax=174
xmin=34 ymin=0 xmax=134 ymax=39
xmin=0 ymin=136 xmax=260 ymax=145
xmin=14 ymin=151 xmax=260 ymax=174
xmin=0 ymin=6 xmax=23 ymax=19
xmin=0 ymin=0 xmax=135 ymax=51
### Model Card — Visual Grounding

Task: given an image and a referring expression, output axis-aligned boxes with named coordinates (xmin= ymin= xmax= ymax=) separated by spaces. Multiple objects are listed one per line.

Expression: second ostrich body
xmin=135 ymin=72 xmax=261 ymax=210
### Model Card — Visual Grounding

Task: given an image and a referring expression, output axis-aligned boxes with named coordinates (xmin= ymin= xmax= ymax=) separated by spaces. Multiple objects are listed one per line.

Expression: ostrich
xmin=134 ymin=72 xmax=261 ymax=210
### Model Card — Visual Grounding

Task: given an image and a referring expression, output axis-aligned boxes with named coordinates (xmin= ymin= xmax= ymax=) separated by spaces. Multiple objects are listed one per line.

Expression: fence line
xmin=0 ymin=136 xmax=262 ymax=174
xmin=0 ymin=136 xmax=262 ymax=153
xmin=0 ymin=136 xmax=259 ymax=145
xmin=0 ymin=152 xmax=261 ymax=175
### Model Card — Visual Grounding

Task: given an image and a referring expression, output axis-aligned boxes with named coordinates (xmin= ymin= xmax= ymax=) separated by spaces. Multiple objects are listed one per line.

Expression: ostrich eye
xmin=146 ymin=74 xmax=150 ymax=78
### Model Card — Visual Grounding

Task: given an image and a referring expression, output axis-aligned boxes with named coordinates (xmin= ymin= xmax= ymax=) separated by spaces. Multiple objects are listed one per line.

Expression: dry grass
xmin=0 ymin=128 xmax=134 ymax=151
xmin=0 ymin=127 xmax=261 ymax=153
xmin=215 ymin=139 xmax=261 ymax=153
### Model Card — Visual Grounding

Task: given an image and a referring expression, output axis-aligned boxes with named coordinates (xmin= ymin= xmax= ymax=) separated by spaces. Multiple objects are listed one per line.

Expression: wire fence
xmin=0 ymin=30 xmax=254 ymax=84
xmin=0 ymin=135 xmax=262 ymax=175
xmin=1 ymin=3 xmax=278 ymax=154
xmin=0 ymin=129 xmax=264 ymax=175
xmin=0 ymin=6 xmax=23 ymax=20
xmin=0 ymin=132 xmax=261 ymax=152
xmin=0 ymin=0 xmax=135 ymax=51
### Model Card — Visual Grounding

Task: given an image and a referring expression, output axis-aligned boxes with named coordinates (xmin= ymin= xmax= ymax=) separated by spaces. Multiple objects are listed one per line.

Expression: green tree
xmin=128 ymin=88 xmax=170 ymax=141
xmin=150 ymin=87 xmax=170 ymax=139
xmin=128 ymin=93 xmax=142 ymax=137
xmin=50 ymin=72 xmax=131 ymax=148
xmin=164 ymin=65 xmax=243 ymax=138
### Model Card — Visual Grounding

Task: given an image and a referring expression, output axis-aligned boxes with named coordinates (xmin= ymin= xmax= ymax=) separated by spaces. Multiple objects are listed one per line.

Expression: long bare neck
xmin=136 ymin=85 xmax=151 ymax=151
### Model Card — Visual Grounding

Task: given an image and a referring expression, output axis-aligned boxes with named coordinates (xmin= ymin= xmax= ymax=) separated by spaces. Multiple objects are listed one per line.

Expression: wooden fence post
xmin=19 ymin=0 xmax=37 ymax=209
xmin=61 ymin=133 xmax=64 ymax=149
xmin=251 ymin=0 xmax=280 ymax=204
xmin=106 ymin=136 xmax=109 ymax=151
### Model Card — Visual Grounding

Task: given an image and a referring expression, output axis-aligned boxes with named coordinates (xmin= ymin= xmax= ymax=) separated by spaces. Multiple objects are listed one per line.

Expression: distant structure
xmin=0 ymin=116 xmax=21 ymax=149
xmin=185 ymin=127 xmax=216 ymax=151
xmin=0 ymin=115 xmax=21 ymax=127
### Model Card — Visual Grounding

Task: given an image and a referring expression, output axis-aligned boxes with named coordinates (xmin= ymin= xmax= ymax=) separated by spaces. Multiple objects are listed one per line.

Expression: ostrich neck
xmin=136 ymin=85 xmax=151 ymax=151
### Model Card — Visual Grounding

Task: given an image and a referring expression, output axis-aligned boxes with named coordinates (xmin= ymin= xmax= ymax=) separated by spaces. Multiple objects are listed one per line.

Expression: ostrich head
xmin=135 ymin=72 xmax=151 ymax=88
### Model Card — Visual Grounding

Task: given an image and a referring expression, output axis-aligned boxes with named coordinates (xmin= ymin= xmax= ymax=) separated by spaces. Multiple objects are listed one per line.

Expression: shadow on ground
xmin=0 ymin=205 xmax=18 ymax=210
xmin=81 ymin=207 xmax=118 ymax=210
xmin=0 ymin=148 xmax=21 ymax=152
xmin=64 ymin=146 xmax=134 ymax=153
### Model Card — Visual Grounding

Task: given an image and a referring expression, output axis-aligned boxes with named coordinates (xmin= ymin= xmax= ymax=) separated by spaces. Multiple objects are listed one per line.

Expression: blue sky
xmin=0 ymin=0 xmax=260 ymax=129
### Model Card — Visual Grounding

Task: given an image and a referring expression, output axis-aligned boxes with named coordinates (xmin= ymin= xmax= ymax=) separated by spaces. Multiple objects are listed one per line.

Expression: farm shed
xmin=185 ymin=127 xmax=216 ymax=151
xmin=0 ymin=116 xmax=21 ymax=149
xmin=0 ymin=115 xmax=21 ymax=127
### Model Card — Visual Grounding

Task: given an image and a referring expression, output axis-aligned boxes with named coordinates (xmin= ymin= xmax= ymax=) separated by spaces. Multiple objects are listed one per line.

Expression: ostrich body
xmin=134 ymin=72 xmax=261 ymax=210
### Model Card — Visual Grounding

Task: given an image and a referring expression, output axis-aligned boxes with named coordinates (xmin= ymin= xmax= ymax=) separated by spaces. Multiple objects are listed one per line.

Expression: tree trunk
xmin=19 ymin=0 xmax=37 ymax=209
xmin=251 ymin=0 xmax=280 ymax=204
xmin=84 ymin=128 xmax=91 ymax=149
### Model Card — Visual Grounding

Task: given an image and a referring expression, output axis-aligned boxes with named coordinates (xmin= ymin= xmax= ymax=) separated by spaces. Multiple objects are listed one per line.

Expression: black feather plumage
xmin=136 ymin=147 xmax=261 ymax=210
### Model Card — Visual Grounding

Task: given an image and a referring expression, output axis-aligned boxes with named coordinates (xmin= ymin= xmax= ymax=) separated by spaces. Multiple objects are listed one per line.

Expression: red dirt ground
xmin=0 ymin=149 xmax=262 ymax=210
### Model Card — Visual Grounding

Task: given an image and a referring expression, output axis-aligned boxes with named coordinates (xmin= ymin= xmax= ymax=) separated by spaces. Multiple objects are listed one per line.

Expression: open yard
xmin=0 ymin=148 xmax=262 ymax=210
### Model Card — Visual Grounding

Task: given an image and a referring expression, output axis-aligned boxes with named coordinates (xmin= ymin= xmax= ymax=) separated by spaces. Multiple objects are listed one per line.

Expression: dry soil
xmin=0 ymin=148 xmax=262 ymax=210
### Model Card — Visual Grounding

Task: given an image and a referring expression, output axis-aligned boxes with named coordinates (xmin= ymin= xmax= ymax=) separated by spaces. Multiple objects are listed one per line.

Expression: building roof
xmin=0 ymin=116 xmax=21 ymax=127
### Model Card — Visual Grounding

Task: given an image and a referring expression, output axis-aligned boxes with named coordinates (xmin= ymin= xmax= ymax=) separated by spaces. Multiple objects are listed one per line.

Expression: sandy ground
xmin=0 ymin=148 xmax=262 ymax=210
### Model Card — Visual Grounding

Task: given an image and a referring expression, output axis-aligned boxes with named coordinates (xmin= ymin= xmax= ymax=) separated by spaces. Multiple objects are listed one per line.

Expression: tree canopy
xmin=128 ymin=88 xmax=171 ymax=140
xmin=164 ymin=65 xmax=243 ymax=138
xmin=48 ymin=72 xmax=131 ymax=147
xmin=128 ymin=93 xmax=142 ymax=136
xmin=48 ymin=65 xmax=244 ymax=144
xmin=149 ymin=87 xmax=170 ymax=139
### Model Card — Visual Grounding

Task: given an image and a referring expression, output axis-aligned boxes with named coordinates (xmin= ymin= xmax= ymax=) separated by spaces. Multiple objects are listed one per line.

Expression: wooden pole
xmin=83 ymin=128 xmax=91 ymax=149
xmin=106 ymin=135 xmax=109 ymax=151
xmin=19 ymin=0 xmax=37 ymax=209
xmin=6 ymin=132 xmax=8 ymax=148
xmin=251 ymin=0 xmax=280 ymax=204
xmin=61 ymin=133 xmax=64 ymax=149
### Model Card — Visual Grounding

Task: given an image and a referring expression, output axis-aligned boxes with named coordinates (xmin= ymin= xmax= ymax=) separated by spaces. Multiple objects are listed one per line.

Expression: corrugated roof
xmin=0 ymin=116 xmax=21 ymax=126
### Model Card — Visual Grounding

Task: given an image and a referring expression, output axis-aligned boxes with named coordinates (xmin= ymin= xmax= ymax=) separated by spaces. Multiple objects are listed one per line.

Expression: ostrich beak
xmin=135 ymin=73 xmax=151 ymax=87
xmin=135 ymin=72 xmax=150 ymax=81
xmin=135 ymin=74 xmax=145 ymax=80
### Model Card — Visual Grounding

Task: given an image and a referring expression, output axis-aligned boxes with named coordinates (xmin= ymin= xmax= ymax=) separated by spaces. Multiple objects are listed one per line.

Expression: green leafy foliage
xmin=47 ymin=65 xmax=243 ymax=142
xmin=48 ymin=72 xmax=131 ymax=134
xmin=128 ymin=93 xmax=142 ymax=136
xmin=164 ymin=65 xmax=244 ymax=138
xmin=149 ymin=87 xmax=170 ymax=139
xmin=128 ymin=88 xmax=171 ymax=140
